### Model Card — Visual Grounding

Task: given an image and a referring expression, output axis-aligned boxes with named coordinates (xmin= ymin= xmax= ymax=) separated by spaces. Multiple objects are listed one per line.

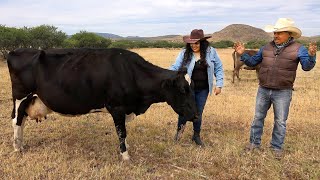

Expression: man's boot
xmin=192 ymin=131 xmax=204 ymax=146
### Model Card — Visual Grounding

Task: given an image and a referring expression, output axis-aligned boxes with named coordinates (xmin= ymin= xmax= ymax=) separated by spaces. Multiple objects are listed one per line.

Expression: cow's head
xmin=161 ymin=69 xmax=198 ymax=122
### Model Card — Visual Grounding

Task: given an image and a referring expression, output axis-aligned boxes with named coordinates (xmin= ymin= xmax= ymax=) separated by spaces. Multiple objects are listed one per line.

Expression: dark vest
xmin=259 ymin=41 xmax=301 ymax=89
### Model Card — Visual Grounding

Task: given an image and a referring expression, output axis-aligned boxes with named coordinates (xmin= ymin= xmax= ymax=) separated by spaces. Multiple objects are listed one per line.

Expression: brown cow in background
xmin=232 ymin=49 xmax=260 ymax=83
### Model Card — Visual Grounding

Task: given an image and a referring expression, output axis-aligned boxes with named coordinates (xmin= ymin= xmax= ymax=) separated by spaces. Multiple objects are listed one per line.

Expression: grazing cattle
xmin=7 ymin=48 xmax=198 ymax=160
xmin=232 ymin=49 xmax=260 ymax=83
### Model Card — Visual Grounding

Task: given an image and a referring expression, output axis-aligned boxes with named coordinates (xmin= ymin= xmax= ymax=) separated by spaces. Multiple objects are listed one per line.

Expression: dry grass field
xmin=0 ymin=48 xmax=319 ymax=179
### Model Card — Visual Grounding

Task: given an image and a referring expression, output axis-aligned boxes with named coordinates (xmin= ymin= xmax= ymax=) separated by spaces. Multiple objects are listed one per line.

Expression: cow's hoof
xmin=13 ymin=145 xmax=24 ymax=152
xmin=12 ymin=148 xmax=24 ymax=154
xmin=121 ymin=151 xmax=130 ymax=161
xmin=13 ymin=149 xmax=20 ymax=153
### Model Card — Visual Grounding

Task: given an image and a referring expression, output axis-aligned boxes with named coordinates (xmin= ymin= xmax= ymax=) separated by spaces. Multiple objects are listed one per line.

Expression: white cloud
xmin=0 ymin=0 xmax=319 ymax=36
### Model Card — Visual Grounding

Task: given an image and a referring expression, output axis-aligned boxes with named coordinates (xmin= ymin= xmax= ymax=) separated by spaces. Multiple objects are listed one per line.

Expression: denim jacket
xmin=169 ymin=47 xmax=224 ymax=95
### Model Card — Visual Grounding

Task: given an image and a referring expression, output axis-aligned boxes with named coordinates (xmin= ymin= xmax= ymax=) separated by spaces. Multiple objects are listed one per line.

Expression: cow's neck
xmin=135 ymin=65 xmax=174 ymax=102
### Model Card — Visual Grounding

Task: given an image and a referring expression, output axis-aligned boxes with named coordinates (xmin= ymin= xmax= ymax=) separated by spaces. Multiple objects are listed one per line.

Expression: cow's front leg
xmin=115 ymin=121 xmax=129 ymax=161
xmin=112 ymin=112 xmax=130 ymax=161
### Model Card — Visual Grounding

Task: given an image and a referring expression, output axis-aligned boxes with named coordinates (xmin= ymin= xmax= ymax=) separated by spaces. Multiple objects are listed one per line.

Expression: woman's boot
xmin=192 ymin=131 xmax=204 ymax=146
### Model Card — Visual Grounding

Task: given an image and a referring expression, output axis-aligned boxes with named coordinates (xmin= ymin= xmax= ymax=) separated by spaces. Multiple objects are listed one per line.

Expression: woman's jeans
xmin=250 ymin=86 xmax=292 ymax=150
xmin=177 ymin=88 xmax=209 ymax=133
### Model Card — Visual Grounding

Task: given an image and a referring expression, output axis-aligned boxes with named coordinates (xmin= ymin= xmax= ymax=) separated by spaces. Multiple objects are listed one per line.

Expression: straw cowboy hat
xmin=183 ymin=29 xmax=211 ymax=43
xmin=264 ymin=18 xmax=302 ymax=39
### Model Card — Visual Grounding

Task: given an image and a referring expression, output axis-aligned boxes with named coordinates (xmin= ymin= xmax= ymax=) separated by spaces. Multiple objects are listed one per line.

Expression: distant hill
xmin=144 ymin=35 xmax=182 ymax=42
xmin=210 ymin=24 xmax=272 ymax=42
xmin=95 ymin=33 xmax=123 ymax=39
xmin=93 ymin=24 xmax=319 ymax=43
xmin=300 ymin=35 xmax=320 ymax=42
xmin=94 ymin=33 xmax=182 ymax=42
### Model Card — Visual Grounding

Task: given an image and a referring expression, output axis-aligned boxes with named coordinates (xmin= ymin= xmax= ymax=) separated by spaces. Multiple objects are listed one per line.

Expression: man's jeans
xmin=250 ymin=86 xmax=292 ymax=149
xmin=177 ymin=88 xmax=209 ymax=133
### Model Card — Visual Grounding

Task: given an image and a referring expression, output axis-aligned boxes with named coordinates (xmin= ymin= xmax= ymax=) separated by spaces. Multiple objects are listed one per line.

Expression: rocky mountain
xmin=210 ymin=24 xmax=272 ymax=42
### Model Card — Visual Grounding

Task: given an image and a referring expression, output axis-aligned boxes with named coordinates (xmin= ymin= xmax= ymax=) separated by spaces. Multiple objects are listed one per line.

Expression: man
xmin=234 ymin=18 xmax=317 ymax=159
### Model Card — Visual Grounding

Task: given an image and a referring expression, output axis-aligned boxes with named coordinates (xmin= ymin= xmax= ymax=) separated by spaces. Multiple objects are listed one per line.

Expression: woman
xmin=169 ymin=29 xmax=224 ymax=146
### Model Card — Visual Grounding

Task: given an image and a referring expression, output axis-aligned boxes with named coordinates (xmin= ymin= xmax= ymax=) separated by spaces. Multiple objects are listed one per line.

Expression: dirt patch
xmin=0 ymin=59 xmax=7 ymax=67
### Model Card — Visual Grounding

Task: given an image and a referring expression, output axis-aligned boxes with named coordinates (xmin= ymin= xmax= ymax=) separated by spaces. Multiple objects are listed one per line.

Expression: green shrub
xmin=211 ymin=40 xmax=234 ymax=48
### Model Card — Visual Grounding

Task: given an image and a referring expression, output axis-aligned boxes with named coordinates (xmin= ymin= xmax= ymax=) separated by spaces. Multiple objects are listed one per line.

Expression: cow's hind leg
xmin=232 ymin=69 xmax=241 ymax=83
xmin=12 ymin=97 xmax=29 ymax=152
xmin=111 ymin=111 xmax=130 ymax=161
xmin=232 ymin=71 xmax=235 ymax=83
xmin=235 ymin=70 xmax=241 ymax=81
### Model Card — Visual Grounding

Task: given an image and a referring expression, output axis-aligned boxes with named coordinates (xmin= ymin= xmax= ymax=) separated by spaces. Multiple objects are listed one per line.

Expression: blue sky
xmin=0 ymin=0 xmax=319 ymax=37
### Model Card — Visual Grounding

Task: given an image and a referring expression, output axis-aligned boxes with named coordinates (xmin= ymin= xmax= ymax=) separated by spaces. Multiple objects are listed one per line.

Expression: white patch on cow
xmin=125 ymin=138 xmax=129 ymax=149
xmin=125 ymin=113 xmax=136 ymax=123
xmin=121 ymin=151 xmax=130 ymax=161
xmin=56 ymin=107 xmax=109 ymax=117
xmin=12 ymin=97 xmax=28 ymax=152
xmin=25 ymin=94 xmax=52 ymax=121
xmin=184 ymin=74 xmax=191 ymax=85
xmin=89 ymin=107 xmax=109 ymax=113
xmin=48 ymin=107 xmax=106 ymax=117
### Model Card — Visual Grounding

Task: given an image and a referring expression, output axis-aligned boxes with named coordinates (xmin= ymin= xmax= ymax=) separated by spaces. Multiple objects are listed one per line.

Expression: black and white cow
xmin=7 ymin=48 xmax=198 ymax=160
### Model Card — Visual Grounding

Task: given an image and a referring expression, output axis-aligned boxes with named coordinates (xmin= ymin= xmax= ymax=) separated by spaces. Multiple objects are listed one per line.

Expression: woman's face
xmin=190 ymin=41 xmax=200 ymax=52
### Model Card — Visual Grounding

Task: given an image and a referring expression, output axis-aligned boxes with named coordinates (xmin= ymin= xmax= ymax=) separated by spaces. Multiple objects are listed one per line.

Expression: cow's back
xmin=33 ymin=48 xmax=141 ymax=114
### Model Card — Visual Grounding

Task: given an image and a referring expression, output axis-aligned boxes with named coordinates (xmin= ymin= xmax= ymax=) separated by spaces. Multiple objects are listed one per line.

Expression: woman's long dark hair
xmin=180 ymin=40 xmax=209 ymax=70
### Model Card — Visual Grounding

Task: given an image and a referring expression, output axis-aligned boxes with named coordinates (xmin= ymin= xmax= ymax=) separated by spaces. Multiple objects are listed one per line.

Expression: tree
xmin=246 ymin=40 xmax=268 ymax=49
xmin=0 ymin=25 xmax=29 ymax=58
xmin=151 ymin=40 xmax=184 ymax=48
xmin=109 ymin=40 xmax=138 ymax=49
xmin=65 ymin=31 xmax=111 ymax=48
xmin=28 ymin=25 xmax=67 ymax=49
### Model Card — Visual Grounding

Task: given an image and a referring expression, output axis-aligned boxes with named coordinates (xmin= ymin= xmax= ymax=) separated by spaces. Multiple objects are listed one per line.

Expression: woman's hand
xmin=214 ymin=87 xmax=222 ymax=95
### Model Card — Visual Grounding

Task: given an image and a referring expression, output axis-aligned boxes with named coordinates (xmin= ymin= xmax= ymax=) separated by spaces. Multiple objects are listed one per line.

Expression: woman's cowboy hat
xmin=183 ymin=29 xmax=211 ymax=43
xmin=264 ymin=18 xmax=302 ymax=39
